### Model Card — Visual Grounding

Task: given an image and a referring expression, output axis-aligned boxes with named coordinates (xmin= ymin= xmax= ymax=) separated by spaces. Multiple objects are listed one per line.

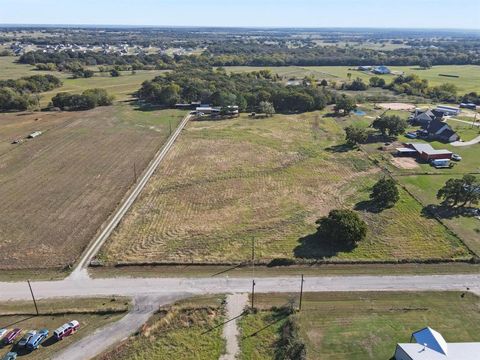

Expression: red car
xmin=3 ymin=329 xmax=21 ymax=344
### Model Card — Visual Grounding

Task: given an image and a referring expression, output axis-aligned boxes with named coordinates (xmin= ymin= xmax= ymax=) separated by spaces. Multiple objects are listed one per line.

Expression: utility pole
xmin=251 ymin=236 xmax=255 ymax=309
xmin=27 ymin=280 xmax=39 ymax=315
xmin=251 ymin=279 xmax=256 ymax=309
xmin=299 ymin=274 xmax=305 ymax=312
xmin=251 ymin=237 xmax=255 ymax=278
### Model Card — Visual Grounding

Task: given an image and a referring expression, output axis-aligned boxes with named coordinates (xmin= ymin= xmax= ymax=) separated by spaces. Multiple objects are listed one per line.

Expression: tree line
xmin=19 ymin=51 xmax=176 ymax=71
xmin=137 ymin=66 xmax=336 ymax=113
xmin=0 ymin=74 xmax=62 ymax=111
xmin=344 ymin=74 xmax=479 ymax=104
xmin=51 ymin=88 xmax=114 ymax=111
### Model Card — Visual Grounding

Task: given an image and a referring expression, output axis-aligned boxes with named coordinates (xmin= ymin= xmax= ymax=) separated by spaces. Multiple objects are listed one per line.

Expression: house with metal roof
xmin=394 ymin=327 xmax=480 ymax=360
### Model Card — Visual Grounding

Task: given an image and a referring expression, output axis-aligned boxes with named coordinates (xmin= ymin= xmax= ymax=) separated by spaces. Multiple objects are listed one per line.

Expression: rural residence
xmin=424 ymin=119 xmax=459 ymax=143
xmin=394 ymin=327 xmax=480 ymax=360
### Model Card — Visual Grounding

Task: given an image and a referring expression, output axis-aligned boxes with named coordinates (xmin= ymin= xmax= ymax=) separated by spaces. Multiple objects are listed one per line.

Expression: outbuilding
xmin=434 ymin=105 xmax=461 ymax=116
xmin=404 ymin=143 xmax=452 ymax=161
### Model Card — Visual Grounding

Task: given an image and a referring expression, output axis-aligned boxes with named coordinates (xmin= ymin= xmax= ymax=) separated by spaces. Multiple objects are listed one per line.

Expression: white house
xmin=394 ymin=327 xmax=480 ymax=360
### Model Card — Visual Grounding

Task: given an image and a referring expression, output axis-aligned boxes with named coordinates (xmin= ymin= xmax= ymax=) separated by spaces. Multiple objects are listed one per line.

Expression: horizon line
xmin=0 ymin=23 xmax=480 ymax=32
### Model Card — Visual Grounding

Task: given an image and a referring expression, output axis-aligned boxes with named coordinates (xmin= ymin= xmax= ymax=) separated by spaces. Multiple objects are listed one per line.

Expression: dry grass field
xmin=101 ymin=113 xmax=468 ymax=265
xmin=96 ymin=296 xmax=225 ymax=360
xmin=0 ymin=104 xmax=185 ymax=270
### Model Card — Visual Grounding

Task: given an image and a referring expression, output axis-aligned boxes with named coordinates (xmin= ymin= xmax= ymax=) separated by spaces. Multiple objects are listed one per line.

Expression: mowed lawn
xmin=226 ymin=65 xmax=480 ymax=93
xmin=239 ymin=292 xmax=480 ymax=360
xmin=0 ymin=297 xmax=128 ymax=360
xmin=101 ymin=112 xmax=468 ymax=265
xmin=0 ymin=104 xmax=186 ymax=270
xmin=97 ymin=296 xmax=225 ymax=360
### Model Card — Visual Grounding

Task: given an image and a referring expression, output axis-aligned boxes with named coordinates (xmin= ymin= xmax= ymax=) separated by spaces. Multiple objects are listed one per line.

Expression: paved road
xmin=70 ymin=114 xmax=191 ymax=279
xmin=451 ymin=134 xmax=480 ymax=146
xmin=2 ymin=274 xmax=479 ymax=301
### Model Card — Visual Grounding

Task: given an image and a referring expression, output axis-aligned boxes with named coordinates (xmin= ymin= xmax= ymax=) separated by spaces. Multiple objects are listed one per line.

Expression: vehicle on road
xmin=0 ymin=328 xmax=7 ymax=338
xmin=3 ymin=329 xmax=21 ymax=345
xmin=18 ymin=330 xmax=37 ymax=347
xmin=54 ymin=320 xmax=79 ymax=340
xmin=1 ymin=352 xmax=17 ymax=360
xmin=452 ymin=153 xmax=462 ymax=161
xmin=26 ymin=329 xmax=49 ymax=350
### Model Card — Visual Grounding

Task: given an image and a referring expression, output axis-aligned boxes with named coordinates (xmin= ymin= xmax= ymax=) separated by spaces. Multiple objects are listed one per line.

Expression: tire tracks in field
xmin=69 ymin=114 xmax=191 ymax=278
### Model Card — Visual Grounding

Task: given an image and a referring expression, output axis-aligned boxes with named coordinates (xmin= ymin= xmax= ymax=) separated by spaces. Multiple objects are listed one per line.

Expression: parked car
xmin=1 ymin=352 xmax=17 ymax=360
xmin=452 ymin=153 xmax=462 ymax=161
xmin=3 ymin=329 xmax=21 ymax=345
xmin=26 ymin=329 xmax=49 ymax=350
xmin=0 ymin=328 xmax=7 ymax=338
xmin=405 ymin=132 xmax=417 ymax=139
xmin=18 ymin=330 xmax=37 ymax=347
xmin=54 ymin=320 xmax=79 ymax=340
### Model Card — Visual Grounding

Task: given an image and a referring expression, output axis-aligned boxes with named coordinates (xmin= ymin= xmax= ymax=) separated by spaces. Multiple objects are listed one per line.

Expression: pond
xmin=353 ymin=109 xmax=367 ymax=116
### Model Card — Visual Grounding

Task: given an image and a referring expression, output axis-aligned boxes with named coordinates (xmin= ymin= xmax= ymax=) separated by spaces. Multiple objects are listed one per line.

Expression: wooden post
xmin=299 ymin=274 xmax=305 ymax=312
xmin=251 ymin=279 xmax=256 ymax=309
xmin=27 ymin=280 xmax=39 ymax=315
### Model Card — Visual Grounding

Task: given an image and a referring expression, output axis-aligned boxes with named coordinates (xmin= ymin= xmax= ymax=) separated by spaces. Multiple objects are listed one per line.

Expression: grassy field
xmin=101 ymin=112 xmax=469 ymax=265
xmin=239 ymin=292 xmax=480 ymax=360
xmin=0 ymin=57 xmax=55 ymax=80
xmin=39 ymin=70 xmax=168 ymax=105
xmin=398 ymin=174 xmax=480 ymax=255
xmin=0 ymin=104 xmax=185 ymax=270
xmin=226 ymin=65 xmax=480 ymax=93
xmin=96 ymin=295 xmax=225 ymax=360
xmin=0 ymin=56 xmax=167 ymax=105
xmin=0 ymin=297 xmax=128 ymax=360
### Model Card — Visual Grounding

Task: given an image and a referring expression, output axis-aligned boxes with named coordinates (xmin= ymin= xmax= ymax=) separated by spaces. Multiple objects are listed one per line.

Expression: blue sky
xmin=0 ymin=0 xmax=479 ymax=29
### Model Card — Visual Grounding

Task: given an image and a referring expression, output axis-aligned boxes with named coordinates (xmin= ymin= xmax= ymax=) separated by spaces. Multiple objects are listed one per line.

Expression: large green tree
xmin=372 ymin=115 xmax=407 ymax=137
xmin=317 ymin=209 xmax=367 ymax=248
xmin=437 ymin=175 xmax=479 ymax=207
xmin=345 ymin=125 xmax=368 ymax=146
xmin=334 ymin=95 xmax=357 ymax=115
xmin=370 ymin=178 xmax=399 ymax=208
xmin=258 ymin=101 xmax=276 ymax=117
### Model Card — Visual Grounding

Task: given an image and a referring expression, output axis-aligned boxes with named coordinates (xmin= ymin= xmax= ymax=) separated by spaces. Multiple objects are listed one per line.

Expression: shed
xmin=406 ymin=143 xmax=452 ymax=161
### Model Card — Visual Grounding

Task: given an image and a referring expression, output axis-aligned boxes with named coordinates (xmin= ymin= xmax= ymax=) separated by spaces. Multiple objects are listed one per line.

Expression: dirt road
xmin=1 ymin=274 xmax=478 ymax=359
xmin=220 ymin=293 xmax=248 ymax=360
xmin=70 ymin=114 xmax=191 ymax=279
xmin=51 ymin=294 xmax=187 ymax=360
xmin=1 ymin=274 xmax=479 ymax=301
